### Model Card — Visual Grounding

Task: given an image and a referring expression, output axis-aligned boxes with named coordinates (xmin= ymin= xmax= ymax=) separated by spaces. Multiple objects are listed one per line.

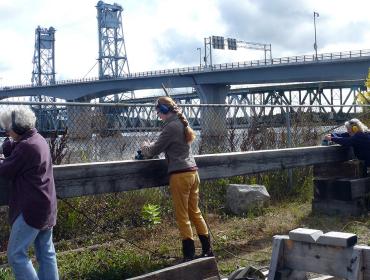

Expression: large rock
xmin=226 ymin=184 xmax=270 ymax=215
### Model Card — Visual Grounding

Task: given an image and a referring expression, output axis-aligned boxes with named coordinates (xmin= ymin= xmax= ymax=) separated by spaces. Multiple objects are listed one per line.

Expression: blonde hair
xmin=344 ymin=118 xmax=368 ymax=133
xmin=156 ymin=96 xmax=196 ymax=143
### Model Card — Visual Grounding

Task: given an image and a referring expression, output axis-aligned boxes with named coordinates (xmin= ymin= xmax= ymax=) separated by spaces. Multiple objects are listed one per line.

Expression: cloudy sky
xmin=0 ymin=0 xmax=369 ymax=87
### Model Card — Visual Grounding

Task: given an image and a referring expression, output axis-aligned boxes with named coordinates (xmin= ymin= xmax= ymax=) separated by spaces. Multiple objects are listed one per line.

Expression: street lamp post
xmin=196 ymin=47 xmax=202 ymax=68
xmin=313 ymin=11 xmax=319 ymax=60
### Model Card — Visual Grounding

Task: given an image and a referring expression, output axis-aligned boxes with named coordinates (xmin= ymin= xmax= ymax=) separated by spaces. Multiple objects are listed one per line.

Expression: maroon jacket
xmin=0 ymin=128 xmax=57 ymax=230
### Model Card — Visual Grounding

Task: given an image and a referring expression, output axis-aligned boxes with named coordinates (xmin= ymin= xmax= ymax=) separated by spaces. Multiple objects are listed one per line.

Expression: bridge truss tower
xmin=31 ymin=26 xmax=58 ymax=132
xmin=31 ymin=26 xmax=56 ymax=87
xmin=96 ymin=1 xmax=134 ymax=101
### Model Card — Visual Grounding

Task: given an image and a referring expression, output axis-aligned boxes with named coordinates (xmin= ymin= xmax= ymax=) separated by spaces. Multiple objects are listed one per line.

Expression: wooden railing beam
xmin=0 ymin=145 xmax=353 ymax=205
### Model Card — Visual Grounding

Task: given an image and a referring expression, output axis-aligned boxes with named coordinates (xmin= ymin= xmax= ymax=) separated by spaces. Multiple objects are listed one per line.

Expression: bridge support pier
xmin=66 ymin=105 xmax=92 ymax=139
xmin=196 ymin=84 xmax=229 ymax=153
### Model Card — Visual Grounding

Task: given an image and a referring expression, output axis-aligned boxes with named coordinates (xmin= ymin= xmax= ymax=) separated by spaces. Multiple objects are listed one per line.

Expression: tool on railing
xmin=134 ymin=150 xmax=145 ymax=160
xmin=321 ymin=139 xmax=335 ymax=146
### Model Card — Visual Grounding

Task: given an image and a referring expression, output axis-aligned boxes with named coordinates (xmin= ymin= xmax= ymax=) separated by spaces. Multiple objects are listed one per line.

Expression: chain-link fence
xmin=0 ymin=101 xmax=369 ymax=266
xmin=0 ymin=101 xmax=369 ymax=164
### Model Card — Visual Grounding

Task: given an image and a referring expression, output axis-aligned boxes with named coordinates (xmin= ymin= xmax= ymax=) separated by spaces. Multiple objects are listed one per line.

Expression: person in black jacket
xmin=324 ymin=118 xmax=370 ymax=172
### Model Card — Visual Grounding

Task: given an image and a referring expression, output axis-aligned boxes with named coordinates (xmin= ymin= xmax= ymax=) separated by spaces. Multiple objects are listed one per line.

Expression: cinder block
xmin=289 ymin=228 xmax=323 ymax=243
xmin=316 ymin=231 xmax=357 ymax=247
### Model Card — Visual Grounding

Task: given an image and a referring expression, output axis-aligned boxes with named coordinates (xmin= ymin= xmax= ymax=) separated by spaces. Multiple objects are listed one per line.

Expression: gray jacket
xmin=142 ymin=114 xmax=197 ymax=173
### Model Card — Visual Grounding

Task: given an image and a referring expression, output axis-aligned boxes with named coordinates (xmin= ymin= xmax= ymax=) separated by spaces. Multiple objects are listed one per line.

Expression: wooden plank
xmin=313 ymin=177 xmax=370 ymax=201
xmin=51 ymin=145 xmax=354 ymax=200
xmin=314 ymin=178 xmax=335 ymax=200
xmin=196 ymin=146 xmax=352 ymax=180
xmin=347 ymin=246 xmax=363 ymax=280
xmin=315 ymin=177 xmax=370 ymax=201
xmin=268 ymin=235 xmax=288 ymax=280
xmin=313 ymin=160 xmax=366 ymax=178
xmin=278 ymin=268 xmax=308 ymax=279
xmin=310 ymin=276 xmax=338 ymax=280
xmin=282 ymin=239 xmax=356 ymax=278
xmin=312 ymin=199 xmax=367 ymax=217
xmin=357 ymin=245 xmax=370 ymax=279
xmin=126 ymin=257 xmax=219 ymax=280
xmin=0 ymin=145 xmax=353 ymax=205
xmin=339 ymin=177 xmax=370 ymax=200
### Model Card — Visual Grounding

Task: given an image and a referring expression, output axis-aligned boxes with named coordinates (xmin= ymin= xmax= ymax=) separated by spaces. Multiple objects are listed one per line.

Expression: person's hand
xmin=140 ymin=140 xmax=150 ymax=150
xmin=324 ymin=134 xmax=332 ymax=141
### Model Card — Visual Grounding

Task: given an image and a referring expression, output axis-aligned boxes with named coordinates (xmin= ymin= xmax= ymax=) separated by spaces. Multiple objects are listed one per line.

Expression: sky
xmin=0 ymin=0 xmax=370 ymax=88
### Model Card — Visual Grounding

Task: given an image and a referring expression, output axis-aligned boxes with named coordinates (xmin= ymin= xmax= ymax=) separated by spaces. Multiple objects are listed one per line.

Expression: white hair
xmin=344 ymin=118 xmax=368 ymax=133
xmin=0 ymin=106 xmax=36 ymax=131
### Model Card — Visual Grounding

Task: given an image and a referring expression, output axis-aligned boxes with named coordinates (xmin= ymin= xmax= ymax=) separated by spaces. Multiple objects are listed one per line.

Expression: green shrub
xmin=141 ymin=203 xmax=161 ymax=227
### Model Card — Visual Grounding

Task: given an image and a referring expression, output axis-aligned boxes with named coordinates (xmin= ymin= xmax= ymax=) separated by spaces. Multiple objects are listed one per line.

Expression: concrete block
xmin=289 ymin=228 xmax=323 ymax=243
xmin=316 ymin=231 xmax=357 ymax=247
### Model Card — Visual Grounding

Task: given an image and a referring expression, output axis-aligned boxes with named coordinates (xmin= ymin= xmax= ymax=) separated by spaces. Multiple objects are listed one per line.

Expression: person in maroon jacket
xmin=0 ymin=106 xmax=58 ymax=280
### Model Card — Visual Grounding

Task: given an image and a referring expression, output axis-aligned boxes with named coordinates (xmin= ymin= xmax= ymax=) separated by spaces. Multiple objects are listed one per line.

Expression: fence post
xmin=286 ymin=105 xmax=293 ymax=190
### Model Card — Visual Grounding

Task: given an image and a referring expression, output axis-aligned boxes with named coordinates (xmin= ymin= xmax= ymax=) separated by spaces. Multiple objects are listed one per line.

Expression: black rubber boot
xmin=198 ymin=234 xmax=214 ymax=257
xmin=182 ymin=239 xmax=195 ymax=262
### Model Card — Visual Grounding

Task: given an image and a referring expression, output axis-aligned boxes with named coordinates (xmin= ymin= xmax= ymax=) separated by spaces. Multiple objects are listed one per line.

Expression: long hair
xmin=156 ymin=96 xmax=196 ymax=143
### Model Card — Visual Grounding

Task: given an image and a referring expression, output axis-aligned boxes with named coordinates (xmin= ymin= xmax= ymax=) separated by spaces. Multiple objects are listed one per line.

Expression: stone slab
xmin=316 ymin=231 xmax=357 ymax=247
xmin=289 ymin=228 xmax=323 ymax=243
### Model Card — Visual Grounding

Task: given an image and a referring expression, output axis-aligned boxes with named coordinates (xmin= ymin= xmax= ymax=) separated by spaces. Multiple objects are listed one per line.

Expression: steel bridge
xmin=0 ymin=49 xmax=369 ymax=102
xmin=128 ymin=79 xmax=365 ymax=107
xmin=0 ymin=49 xmax=369 ymax=135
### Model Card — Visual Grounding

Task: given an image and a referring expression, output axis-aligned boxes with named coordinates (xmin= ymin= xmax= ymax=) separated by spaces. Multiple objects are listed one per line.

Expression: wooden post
xmin=126 ymin=257 xmax=220 ymax=280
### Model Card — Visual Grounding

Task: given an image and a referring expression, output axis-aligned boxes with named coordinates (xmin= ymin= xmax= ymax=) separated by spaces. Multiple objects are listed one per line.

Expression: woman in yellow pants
xmin=141 ymin=96 xmax=213 ymax=261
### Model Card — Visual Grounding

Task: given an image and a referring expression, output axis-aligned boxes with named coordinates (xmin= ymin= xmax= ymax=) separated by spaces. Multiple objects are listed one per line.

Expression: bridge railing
xmin=2 ymin=49 xmax=370 ymax=90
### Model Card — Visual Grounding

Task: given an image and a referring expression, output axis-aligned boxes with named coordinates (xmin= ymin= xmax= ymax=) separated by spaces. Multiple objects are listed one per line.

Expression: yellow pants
xmin=169 ymin=171 xmax=208 ymax=240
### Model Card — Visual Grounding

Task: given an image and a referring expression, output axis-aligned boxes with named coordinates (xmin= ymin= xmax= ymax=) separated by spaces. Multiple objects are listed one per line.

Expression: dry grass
xmin=76 ymin=200 xmax=369 ymax=278
xmin=2 ymin=198 xmax=370 ymax=279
